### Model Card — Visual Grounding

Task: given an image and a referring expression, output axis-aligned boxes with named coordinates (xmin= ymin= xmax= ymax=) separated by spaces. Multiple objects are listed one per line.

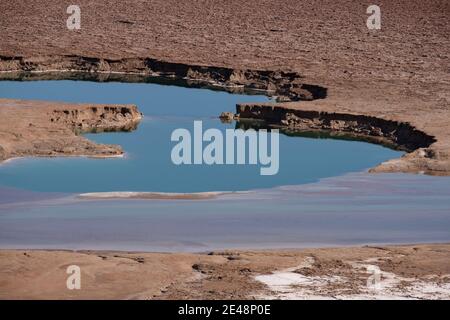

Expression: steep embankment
xmin=0 ymin=55 xmax=326 ymax=101
xmin=235 ymin=101 xmax=449 ymax=175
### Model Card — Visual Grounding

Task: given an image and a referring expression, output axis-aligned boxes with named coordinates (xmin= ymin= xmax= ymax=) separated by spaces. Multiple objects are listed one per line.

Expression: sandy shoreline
xmin=78 ymin=191 xmax=239 ymax=200
xmin=0 ymin=244 xmax=449 ymax=300
xmin=0 ymin=154 xmax=126 ymax=167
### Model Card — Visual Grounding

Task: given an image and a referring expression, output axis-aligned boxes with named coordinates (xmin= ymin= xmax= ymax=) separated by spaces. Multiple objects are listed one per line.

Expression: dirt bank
xmin=0 ymin=244 xmax=449 ymax=299
xmin=236 ymin=98 xmax=449 ymax=175
xmin=0 ymin=99 xmax=142 ymax=162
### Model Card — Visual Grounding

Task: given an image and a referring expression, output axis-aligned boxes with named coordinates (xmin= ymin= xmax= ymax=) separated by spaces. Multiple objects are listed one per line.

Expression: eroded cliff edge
xmin=0 ymin=99 xmax=142 ymax=162
xmin=0 ymin=56 xmax=326 ymax=102
xmin=236 ymin=101 xmax=450 ymax=176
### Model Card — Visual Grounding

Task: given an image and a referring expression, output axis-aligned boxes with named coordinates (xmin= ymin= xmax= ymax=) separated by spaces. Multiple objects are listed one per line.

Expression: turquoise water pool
xmin=0 ymin=80 xmax=403 ymax=193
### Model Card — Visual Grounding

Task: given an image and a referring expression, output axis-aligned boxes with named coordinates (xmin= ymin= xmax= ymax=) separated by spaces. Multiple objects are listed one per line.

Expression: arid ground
xmin=0 ymin=244 xmax=449 ymax=299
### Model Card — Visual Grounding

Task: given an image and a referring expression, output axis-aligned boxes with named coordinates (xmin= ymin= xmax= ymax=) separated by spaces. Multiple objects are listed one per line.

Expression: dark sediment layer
xmin=236 ymin=103 xmax=436 ymax=152
xmin=0 ymin=55 xmax=326 ymax=101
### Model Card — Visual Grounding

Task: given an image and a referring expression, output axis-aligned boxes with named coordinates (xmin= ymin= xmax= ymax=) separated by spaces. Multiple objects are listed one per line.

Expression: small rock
xmin=219 ymin=112 xmax=235 ymax=123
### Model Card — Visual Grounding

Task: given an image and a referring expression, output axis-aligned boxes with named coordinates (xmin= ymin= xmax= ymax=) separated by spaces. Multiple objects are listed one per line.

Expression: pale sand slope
xmin=0 ymin=244 xmax=449 ymax=299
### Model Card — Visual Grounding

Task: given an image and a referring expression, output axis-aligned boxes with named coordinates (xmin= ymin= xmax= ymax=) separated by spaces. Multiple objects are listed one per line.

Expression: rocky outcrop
xmin=0 ymin=99 xmax=142 ymax=162
xmin=370 ymin=148 xmax=450 ymax=176
xmin=50 ymin=105 xmax=141 ymax=133
xmin=219 ymin=112 xmax=236 ymax=123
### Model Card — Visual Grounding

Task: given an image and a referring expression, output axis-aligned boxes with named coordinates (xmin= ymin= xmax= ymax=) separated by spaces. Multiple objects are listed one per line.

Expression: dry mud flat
xmin=0 ymin=244 xmax=449 ymax=299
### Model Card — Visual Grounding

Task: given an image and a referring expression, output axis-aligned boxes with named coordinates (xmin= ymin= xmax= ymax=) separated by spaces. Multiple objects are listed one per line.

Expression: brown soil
xmin=0 ymin=99 xmax=141 ymax=161
xmin=0 ymin=244 xmax=448 ymax=299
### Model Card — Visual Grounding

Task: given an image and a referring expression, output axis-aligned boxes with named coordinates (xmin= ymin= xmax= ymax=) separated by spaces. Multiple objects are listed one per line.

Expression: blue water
xmin=0 ymin=80 xmax=403 ymax=193
xmin=1 ymin=173 xmax=449 ymax=251
xmin=0 ymin=79 xmax=448 ymax=252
